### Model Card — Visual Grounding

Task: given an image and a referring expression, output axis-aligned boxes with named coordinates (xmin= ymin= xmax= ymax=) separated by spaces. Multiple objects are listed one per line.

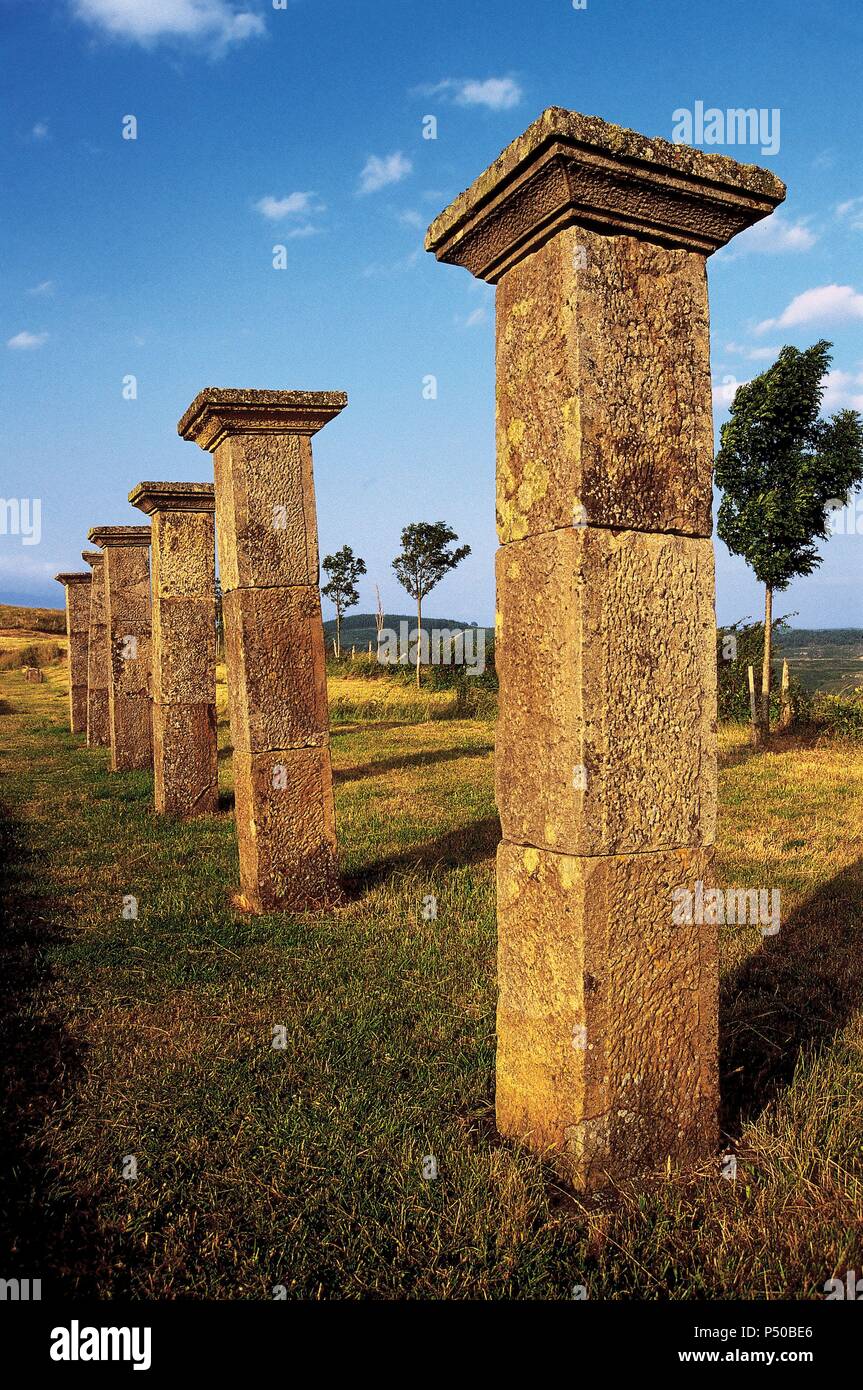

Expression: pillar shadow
xmin=0 ymin=804 xmax=134 ymax=1293
xmin=344 ymin=814 xmax=501 ymax=896
xmin=720 ymin=855 xmax=863 ymax=1139
xmin=334 ymin=743 xmax=492 ymax=784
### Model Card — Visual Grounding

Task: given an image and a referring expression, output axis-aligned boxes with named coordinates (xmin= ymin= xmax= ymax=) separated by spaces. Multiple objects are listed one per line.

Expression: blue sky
xmin=2 ymin=0 xmax=862 ymax=629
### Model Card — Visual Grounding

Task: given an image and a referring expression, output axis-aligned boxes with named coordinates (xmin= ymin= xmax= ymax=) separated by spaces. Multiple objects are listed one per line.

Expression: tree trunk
xmin=416 ymin=595 xmax=422 ymax=688
xmin=335 ymin=609 xmax=341 ymax=659
xmin=761 ymin=585 xmax=773 ymax=736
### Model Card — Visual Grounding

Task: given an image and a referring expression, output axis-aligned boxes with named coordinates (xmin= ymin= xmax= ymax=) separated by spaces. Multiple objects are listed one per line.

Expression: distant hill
xmin=322 ymin=612 xmax=483 ymax=652
xmin=775 ymin=628 xmax=863 ymax=694
xmin=0 ymin=602 xmax=65 ymax=634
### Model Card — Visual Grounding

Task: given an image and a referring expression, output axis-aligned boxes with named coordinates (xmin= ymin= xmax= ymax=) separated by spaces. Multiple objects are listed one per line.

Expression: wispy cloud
xmin=757 ymin=284 xmax=863 ymax=333
xmin=253 ymin=192 xmax=325 ymax=239
xmin=254 ymin=192 xmax=323 ymax=220
xmin=724 ymin=341 xmax=781 ymax=362
xmin=717 ymin=212 xmax=817 ymax=261
xmin=418 ymin=76 xmax=523 ymax=111
xmin=31 ymin=121 xmax=50 ymax=141
xmin=836 ymin=196 xmax=863 ymax=230
xmin=398 ymin=209 xmax=425 ymax=230
xmin=358 ymin=152 xmax=412 ymax=195
xmin=362 ymin=248 xmax=421 ymax=278
xmin=7 ymin=331 xmax=48 ymax=350
xmin=71 ymin=0 xmax=265 ymax=53
xmin=28 ymin=280 xmax=56 ymax=297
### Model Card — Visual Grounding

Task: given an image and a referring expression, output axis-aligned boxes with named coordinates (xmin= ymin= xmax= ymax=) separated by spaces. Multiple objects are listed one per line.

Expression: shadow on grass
xmin=0 ymin=803 xmax=134 ymax=1293
xmin=344 ymin=814 xmax=501 ymax=896
xmin=334 ymin=742 xmax=493 ymax=784
xmin=720 ymin=855 xmax=863 ymax=1140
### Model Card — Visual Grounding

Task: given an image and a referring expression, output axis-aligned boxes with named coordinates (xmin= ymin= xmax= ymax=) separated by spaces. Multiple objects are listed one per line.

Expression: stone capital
xmin=54 ymin=571 xmax=92 ymax=586
xmin=177 ymin=388 xmax=348 ymax=453
xmin=88 ymin=525 xmax=152 ymax=549
xmin=129 ymin=481 xmax=216 ymax=515
xmin=425 ymin=106 xmax=786 ymax=281
xmin=82 ymin=550 xmax=103 ymax=567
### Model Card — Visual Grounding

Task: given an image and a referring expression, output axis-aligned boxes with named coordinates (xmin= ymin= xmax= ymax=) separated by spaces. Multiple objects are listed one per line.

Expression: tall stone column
xmin=426 ymin=108 xmax=785 ymax=1186
xmin=88 ymin=526 xmax=153 ymax=773
xmin=177 ymin=388 xmax=346 ymax=912
xmin=128 ymin=483 xmax=218 ymax=817
xmin=82 ymin=550 xmax=110 ymax=747
xmin=53 ymin=571 xmax=92 ymax=733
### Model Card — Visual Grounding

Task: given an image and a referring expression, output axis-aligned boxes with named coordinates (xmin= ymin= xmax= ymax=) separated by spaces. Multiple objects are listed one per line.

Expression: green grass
xmin=1 ymin=663 xmax=863 ymax=1299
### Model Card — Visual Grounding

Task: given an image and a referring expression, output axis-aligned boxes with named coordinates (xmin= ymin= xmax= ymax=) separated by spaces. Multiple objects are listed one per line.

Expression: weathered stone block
xmin=231 ymin=747 xmax=339 ymax=912
xmin=213 ymin=432 xmax=320 ymax=591
xmin=152 ymin=597 xmax=216 ymax=706
xmin=153 ymin=702 xmax=218 ymax=817
xmin=222 ymin=586 xmax=328 ymax=753
xmin=495 ymin=226 xmax=714 ymax=540
xmin=495 ymin=527 xmax=717 ymax=856
xmin=496 ymin=840 xmax=718 ymax=1186
xmin=150 ymin=508 xmax=216 ymax=599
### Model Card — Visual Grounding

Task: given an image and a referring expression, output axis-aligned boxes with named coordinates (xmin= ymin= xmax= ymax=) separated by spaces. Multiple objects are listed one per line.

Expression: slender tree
xmin=321 ymin=545 xmax=366 ymax=658
xmin=392 ymin=521 xmax=471 ymax=686
xmin=715 ymin=340 xmax=863 ymax=737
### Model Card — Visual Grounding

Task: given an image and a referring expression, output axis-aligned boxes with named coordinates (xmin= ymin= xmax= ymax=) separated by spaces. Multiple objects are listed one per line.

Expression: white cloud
xmin=254 ymin=192 xmax=323 ymax=221
xmin=464 ymin=306 xmax=488 ymax=328
xmin=358 ymin=151 xmax=412 ymax=195
xmin=712 ymin=374 xmax=748 ymax=409
xmin=757 ymin=284 xmax=863 ymax=333
xmin=419 ymin=76 xmax=523 ymax=111
xmin=71 ymin=0 xmax=265 ymax=51
xmin=398 ymin=209 xmax=424 ymax=230
xmin=28 ymin=280 xmax=55 ymax=296
xmin=822 ymin=368 xmax=863 ymax=412
xmin=7 ymin=331 xmax=48 ymax=350
xmin=718 ymin=212 xmax=817 ymax=261
xmin=836 ymin=196 xmax=863 ymax=230
xmin=31 ymin=121 xmax=50 ymax=140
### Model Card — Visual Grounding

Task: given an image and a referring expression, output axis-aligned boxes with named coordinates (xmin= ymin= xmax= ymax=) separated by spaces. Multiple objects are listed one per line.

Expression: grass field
xmin=1 ymin=656 xmax=862 ymax=1299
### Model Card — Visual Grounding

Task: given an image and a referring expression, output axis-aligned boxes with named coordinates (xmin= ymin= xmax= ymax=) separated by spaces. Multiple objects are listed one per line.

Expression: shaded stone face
xmin=82 ymin=551 xmax=110 ymax=748
xmin=177 ymin=389 xmax=346 ymax=912
xmin=426 ymin=108 xmax=783 ymax=1186
xmin=130 ymin=485 xmax=218 ymax=819
xmin=55 ymin=573 xmax=92 ymax=734
xmin=90 ymin=529 xmax=153 ymax=773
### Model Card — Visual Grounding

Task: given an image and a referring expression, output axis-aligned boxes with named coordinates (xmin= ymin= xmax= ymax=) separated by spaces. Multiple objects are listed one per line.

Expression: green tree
xmin=322 ymin=545 xmax=366 ymax=658
xmin=715 ymin=339 xmax=863 ymax=738
xmin=392 ymin=521 xmax=471 ymax=686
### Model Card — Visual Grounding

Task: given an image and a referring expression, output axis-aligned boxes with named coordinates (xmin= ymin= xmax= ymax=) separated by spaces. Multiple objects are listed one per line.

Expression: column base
xmin=496 ymin=840 xmax=718 ymax=1188
xmin=153 ymin=702 xmax=218 ymax=817
xmin=232 ymin=746 xmax=341 ymax=912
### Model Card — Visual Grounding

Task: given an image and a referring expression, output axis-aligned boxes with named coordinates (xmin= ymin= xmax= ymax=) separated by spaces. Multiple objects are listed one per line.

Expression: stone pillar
xmin=53 ymin=571 xmax=92 ymax=733
xmin=81 ymin=550 xmax=110 ymax=747
xmin=128 ymin=483 xmax=218 ymax=817
xmin=87 ymin=526 xmax=153 ymax=773
xmin=177 ymin=389 xmax=346 ymax=912
xmin=426 ymin=108 xmax=785 ymax=1186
